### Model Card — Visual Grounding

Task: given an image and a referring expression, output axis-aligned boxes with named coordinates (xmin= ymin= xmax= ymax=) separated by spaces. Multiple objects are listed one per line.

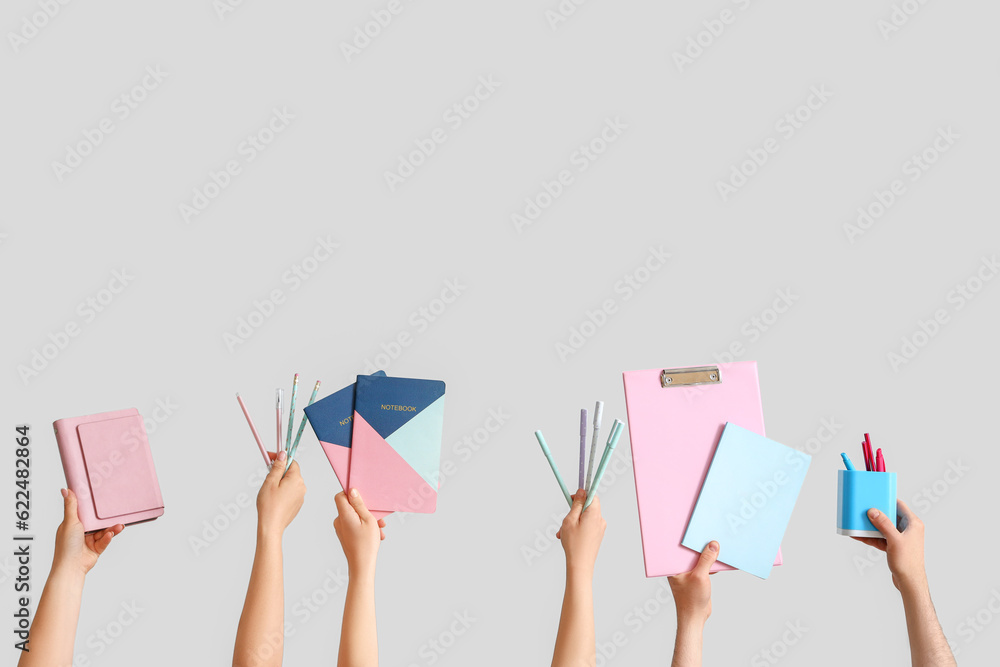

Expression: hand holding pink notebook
xmin=53 ymin=408 xmax=165 ymax=532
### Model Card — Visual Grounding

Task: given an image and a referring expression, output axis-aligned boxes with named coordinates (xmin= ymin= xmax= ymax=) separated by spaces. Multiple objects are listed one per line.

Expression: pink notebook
xmin=622 ymin=362 xmax=782 ymax=577
xmin=53 ymin=408 xmax=165 ymax=532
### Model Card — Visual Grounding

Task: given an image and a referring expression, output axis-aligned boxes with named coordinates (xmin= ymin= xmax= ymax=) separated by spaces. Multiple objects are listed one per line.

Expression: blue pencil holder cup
xmin=837 ymin=470 xmax=896 ymax=537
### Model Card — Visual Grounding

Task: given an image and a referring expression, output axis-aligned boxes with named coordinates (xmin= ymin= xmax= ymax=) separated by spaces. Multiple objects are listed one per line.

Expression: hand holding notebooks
xmin=303 ymin=371 xmax=386 ymax=494
xmin=53 ymin=408 xmax=165 ymax=533
xmin=349 ymin=374 xmax=445 ymax=514
xmin=681 ymin=423 xmax=811 ymax=579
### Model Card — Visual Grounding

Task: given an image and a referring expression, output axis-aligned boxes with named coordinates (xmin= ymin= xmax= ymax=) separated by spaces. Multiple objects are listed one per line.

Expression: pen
xmin=876 ymin=448 xmax=885 ymax=473
xmin=579 ymin=409 xmax=588 ymax=490
xmin=285 ymin=373 xmax=299 ymax=453
xmin=276 ymin=388 xmax=284 ymax=458
xmin=535 ymin=430 xmax=573 ymax=507
xmin=585 ymin=401 xmax=604 ymax=494
xmin=237 ymin=393 xmax=272 ymax=467
xmin=863 ymin=433 xmax=874 ymax=472
xmin=585 ymin=419 xmax=622 ymax=509
xmin=840 ymin=452 xmax=856 ymax=471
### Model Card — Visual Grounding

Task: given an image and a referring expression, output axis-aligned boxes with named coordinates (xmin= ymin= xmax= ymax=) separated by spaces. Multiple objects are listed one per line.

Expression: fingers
xmin=61 ymin=488 xmax=80 ymax=526
xmin=334 ymin=491 xmax=355 ymax=520
xmin=566 ymin=489 xmax=585 ymax=523
xmin=896 ymin=498 xmax=915 ymax=520
xmin=895 ymin=498 xmax=921 ymax=534
xmin=584 ymin=493 xmax=601 ymax=517
xmin=867 ymin=507 xmax=899 ymax=542
xmin=851 ymin=536 xmax=887 ymax=551
xmin=264 ymin=450 xmax=288 ymax=486
xmin=692 ymin=541 xmax=720 ymax=576
xmin=282 ymin=460 xmax=302 ymax=482
xmin=91 ymin=527 xmax=117 ymax=556
xmin=348 ymin=489 xmax=374 ymax=523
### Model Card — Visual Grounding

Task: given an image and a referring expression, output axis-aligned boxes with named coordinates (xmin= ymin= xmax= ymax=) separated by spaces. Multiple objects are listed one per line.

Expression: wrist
xmin=566 ymin=562 xmax=595 ymax=585
xmin=256 ymin=523 xmax=284 ymax=547
xmin=676 ymin=605 xmax=710 ymax=629
xmin=897 ymin=572 xmax=930 ymax=600
xmin=49 ymin=561 xmax=88 ymax=587
xmin=348 ymin=561 xmax=377 ymax=582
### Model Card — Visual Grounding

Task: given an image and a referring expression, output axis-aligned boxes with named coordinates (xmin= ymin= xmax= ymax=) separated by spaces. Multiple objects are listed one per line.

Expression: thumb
xmin=348 ymin=489 xmax=374 ymax=523
xmin=692 ymin=541 xmax=720 ymax=576
xmin=567 ymin=489 xmax=585 ymax=522
xmin=868 ymin=507 xmax=899 ymax=541
xmin=62 ymin=488 xmax=80 ymax=526
xmin=264 ymin=450 xmax=287 ymax=486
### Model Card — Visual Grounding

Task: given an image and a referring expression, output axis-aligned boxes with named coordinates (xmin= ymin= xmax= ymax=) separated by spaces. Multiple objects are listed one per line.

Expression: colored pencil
xmin=285 ymin=373 xmax=299 ymax=452
xmin=237 ymin=393 xmax=271 ymax=467
xmin=286 ymin=380 xmax=321 ymax=474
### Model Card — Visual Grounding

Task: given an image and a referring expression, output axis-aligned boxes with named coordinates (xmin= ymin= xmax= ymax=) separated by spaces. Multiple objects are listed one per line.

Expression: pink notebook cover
xmin=320 ymin=444 xmax=391 ymax=521
xmin=53 ymin=408 xmax=164 ymax=532
xmin=622 ymin=361 xmax=782 ymax=577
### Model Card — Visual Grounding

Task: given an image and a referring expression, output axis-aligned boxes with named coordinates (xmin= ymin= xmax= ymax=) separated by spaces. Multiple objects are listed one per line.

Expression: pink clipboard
xmin=622 ymin=361 xmax=782 ymax=577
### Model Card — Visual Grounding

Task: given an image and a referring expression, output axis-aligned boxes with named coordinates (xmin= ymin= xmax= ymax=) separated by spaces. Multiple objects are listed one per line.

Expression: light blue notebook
xmin=681 ymin=422 xmax=811 ymax=579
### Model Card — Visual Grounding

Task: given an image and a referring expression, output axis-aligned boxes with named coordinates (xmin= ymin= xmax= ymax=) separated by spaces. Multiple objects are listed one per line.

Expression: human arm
xmin=334 ymin=489 xmax=386 ymax=667
xmin=852 ymin=500 xmax=956 ymax=667
xmin=551 ymin=489 xmax=607 ymax=667
xmin=17 ymin=489 xmax=123 ymax=667
xmin=233 ymin=452 xmax=306 ymax=667
xmin=666 ymin=541 xmax=719 ymax=667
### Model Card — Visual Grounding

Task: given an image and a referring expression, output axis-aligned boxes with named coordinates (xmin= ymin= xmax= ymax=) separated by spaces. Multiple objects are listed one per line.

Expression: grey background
xmin=3 ymin=1 xmax=998 ymax=665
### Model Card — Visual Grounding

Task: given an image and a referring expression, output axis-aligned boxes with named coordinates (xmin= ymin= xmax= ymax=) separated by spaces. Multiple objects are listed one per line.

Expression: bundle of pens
xmin=840 ymin=432 xmax=888 ymax=472
xmin=236 ymin=373 xmax=321 ymax=475
xmin=535 ymin=401 xmax=624 ymax=509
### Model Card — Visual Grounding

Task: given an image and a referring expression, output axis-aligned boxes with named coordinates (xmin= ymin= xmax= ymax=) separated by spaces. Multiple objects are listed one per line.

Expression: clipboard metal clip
xmin=660 ymin=366 xmax=721 ymax=388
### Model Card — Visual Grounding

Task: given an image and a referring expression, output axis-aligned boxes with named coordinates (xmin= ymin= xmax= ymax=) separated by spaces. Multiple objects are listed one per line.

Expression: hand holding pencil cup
xmin=837 ymin=433 xmax=896 ymax=537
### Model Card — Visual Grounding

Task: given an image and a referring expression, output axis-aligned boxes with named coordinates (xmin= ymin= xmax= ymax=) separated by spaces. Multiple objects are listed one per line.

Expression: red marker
xmin=861 ymin=440 xmax=871 ymax=471
xmin=876 ymin=448 xmax=885 ymax=473
xmin=864 ymin=433 xmax=874 ymax=472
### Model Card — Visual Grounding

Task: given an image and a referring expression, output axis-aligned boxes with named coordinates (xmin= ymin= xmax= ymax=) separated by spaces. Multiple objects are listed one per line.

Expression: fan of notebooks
xmin=238 ymin=371 xmax=446 ymax=516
